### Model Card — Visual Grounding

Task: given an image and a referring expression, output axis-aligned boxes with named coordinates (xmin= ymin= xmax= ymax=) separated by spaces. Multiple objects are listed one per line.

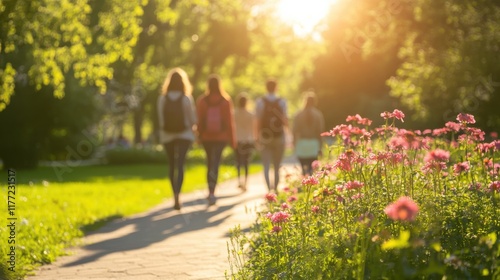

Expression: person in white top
xmin=233 ymin=92 xmax=257 ymax=191
xmin=293 ymin=91 xmax=325 ymax=176
xmin=255 ymin=79 xmax=288 ymax=192
xmin=157 ymin=68 xmax=197 ymax=210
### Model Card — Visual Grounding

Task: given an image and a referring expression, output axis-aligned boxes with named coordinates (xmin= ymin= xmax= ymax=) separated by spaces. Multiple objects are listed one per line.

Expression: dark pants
xmin=164 ymin=139 xmax=192 ymax=194
xmin=235 ymin=142 xmax=254 ymax=183
xmin=298 ymin=157 xmax=317 ymax=176
xmin=202 ymin=141 xmax=227 ymax=193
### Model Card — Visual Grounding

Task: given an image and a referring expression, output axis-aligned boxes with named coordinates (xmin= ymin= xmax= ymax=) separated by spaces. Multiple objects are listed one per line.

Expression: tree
xmin=0 ymin=0 xmax=146 ymax=168
xmin=387 ymin=0 xmax=500 ymax=131
xmin=308 ymin=0 xmax=406 ymax=129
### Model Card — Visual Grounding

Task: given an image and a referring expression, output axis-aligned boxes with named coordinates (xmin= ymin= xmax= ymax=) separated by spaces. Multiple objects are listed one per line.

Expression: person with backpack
xmin=234 ymin=92 xmax=257 ymax=192
xmin=157 ymin=68 xmax=197 ymax=210
xmin=255 ymin=79 xmax=288 ymax=192
xmin=196 ymin=74 xmax=236 ymax=206
xmin=293 ymin=91 xmax=325 ymax=176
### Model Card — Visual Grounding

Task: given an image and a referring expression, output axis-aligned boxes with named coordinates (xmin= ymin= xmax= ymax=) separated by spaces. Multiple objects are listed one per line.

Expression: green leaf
xmin=381 ymin=230 xmax=410 ymax=250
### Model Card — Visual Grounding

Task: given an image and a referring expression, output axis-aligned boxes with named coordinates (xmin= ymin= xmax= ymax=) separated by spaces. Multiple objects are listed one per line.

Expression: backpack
xmin=260 ymin=98 xmax=284 ymax=137
xmin=163 ymin=95 xmax=186 ymax=133
xmin=204 ymin=97 xmax=225 ymax=134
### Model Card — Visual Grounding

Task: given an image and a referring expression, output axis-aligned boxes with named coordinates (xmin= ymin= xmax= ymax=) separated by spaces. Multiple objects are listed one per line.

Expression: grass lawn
xmin=0 ymin=163 xmax=262 ymax=279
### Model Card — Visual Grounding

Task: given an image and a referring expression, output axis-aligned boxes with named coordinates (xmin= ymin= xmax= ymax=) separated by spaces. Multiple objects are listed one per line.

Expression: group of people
xmin=158 ymin=67 xmax=324 ymax=210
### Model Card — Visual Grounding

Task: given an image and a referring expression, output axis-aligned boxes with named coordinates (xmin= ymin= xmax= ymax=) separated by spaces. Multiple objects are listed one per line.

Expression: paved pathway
xmin=28 ymin=163 xmax=298 ymax=280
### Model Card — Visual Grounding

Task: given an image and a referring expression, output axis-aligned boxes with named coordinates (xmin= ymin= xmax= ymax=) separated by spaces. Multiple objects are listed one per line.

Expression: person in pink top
xmin=196 ymin=74 xmax=236 ymax=205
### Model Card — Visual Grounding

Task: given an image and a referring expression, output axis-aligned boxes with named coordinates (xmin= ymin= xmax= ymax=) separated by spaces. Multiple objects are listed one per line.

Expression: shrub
xmin=228 ymin=111 xmax=500 ymax=279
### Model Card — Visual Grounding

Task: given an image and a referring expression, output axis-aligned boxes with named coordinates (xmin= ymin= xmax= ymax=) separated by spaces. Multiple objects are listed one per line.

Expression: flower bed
xmin=228 ymin=111 xmax=499 ymax=279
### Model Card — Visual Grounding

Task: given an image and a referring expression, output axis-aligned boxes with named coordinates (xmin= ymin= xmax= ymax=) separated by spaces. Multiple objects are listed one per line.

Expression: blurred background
xmin=0 ymin=0 xmax=499 ymax=169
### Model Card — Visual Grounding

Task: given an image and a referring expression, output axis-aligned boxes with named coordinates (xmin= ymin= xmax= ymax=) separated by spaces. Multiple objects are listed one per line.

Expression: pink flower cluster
xmin=456 ymin=113 xmax=476 ymax=124
xmin=323 ymin=124 xmax=372 ymax=146
xmin=381 ymin=109 xmax=405 ymax=122
xmin=489 ymin=181 xmax=500 ymax=192
xmin=346 ymin=114 xmax=372 ymax=126
xmin=453 ymin=161 xmax=470 ymax=175
xmin=344 ymin=180 xmax=364 ymax=190
xmin=265 ymin=193 xmax=277 ymax=203
xmin=389 ymin=129 xmax=429 ymax=150
xmin=384 ymin=196 xmax=419 ymax=222
xmin=369 ymin=151 xmax=405 ymax=165
xmin=478 ymin=140 xmax=500 ymax=153
xmin=424 ymin=149 xmax=450 ymax=163
xmin=302 ymin=175 xmax=319 ymax=186
xmin=266 ymin=211 xmax=291 ymax=224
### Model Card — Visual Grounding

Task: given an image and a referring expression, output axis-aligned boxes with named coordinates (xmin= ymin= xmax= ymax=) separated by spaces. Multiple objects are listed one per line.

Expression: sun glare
xmin=276 ymin=0 xmax=337 ymax=36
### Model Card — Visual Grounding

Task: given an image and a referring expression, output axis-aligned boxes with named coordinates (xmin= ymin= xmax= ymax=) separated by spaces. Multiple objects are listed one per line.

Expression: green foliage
xmin=387 ymin=0 xmax=500 ymax=131
xmin=0 ymin=81 xmax=102 ymax=169
xmin=228 ymin=111 xmax=500 ymax=279
xmin=0 ymin=0 xmax=146 ymax=108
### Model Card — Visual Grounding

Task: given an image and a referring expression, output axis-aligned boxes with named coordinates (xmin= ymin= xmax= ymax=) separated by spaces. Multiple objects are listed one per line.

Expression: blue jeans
xmin=202 ymin=141 xmax=227 ymax=193
xmin=164 ymin=139 xmax=192 ymax=194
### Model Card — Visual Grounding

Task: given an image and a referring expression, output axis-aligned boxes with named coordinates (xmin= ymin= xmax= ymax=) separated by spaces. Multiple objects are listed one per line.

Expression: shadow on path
xmin=62 ymin=191 xmax=263 ymax=267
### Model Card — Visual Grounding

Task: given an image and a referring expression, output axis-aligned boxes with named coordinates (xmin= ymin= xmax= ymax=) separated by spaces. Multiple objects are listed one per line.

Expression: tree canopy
xmin=1 ymin=0 xmax=499 ymax=168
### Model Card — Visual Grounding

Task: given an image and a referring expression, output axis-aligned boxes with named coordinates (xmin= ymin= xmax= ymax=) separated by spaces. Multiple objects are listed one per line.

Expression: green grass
xmin=0 ymin=163 xmax=262 ymax=280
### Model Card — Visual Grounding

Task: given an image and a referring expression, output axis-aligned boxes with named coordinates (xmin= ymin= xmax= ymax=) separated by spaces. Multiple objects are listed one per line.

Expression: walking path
xmin=29 ymin=162 xmax=299 ymax=280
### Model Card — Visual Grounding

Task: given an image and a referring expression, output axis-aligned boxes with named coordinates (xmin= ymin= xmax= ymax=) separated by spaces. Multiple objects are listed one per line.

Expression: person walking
xmin=293 ymin=91 xmax=325 ymax=176
xmin=157 ymin=68 xmax=197 ymax=210
xmin=234 ymin=92 xmax=257 ymax=191
xmin=196 ymin=74 xmax=236 ymax=205
xmin=255 ymin=79 xmax=288 ymax=192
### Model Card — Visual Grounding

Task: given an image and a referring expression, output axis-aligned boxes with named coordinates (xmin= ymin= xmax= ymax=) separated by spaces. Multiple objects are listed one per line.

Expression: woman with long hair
xmin=157 ymin=68 xmax=197 ymax=210
xmin=196 ymin=74 xmax=236 ymax=205
xmin=293 ymin=91 xmax=325 ymax=176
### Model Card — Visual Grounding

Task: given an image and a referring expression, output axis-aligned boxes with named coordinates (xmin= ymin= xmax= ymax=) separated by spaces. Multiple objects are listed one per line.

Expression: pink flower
xmin=311 ymin=160 xmax=321 ymax=170
xmin=346 ymin=114 xmax=372 ymax=126
xmin=346 ymin=114 xmax=363 ymax=123
xmin=465 ymin=127 xmax=485 ymax=142
xmin=345 ymin=180 xmax=364 ymax=190
xmin=445 ymin=121 xmax=461 ymax=132
xmin=287 ymin=195 xmax=298 ymax=203
xmin=265 ymin=193 xmax=277 ymax=203
xmin=281 ymin=203 xmax=290 ymax=210
xmin=422 ymin=161 xmax=447 ymax=174
xmin=268 ymin=211 xmax=291 ymax=223
xmin=272 ymin=225 xmax=282 ymax=233
xmin=380 ymin=110 xmax=405 ymax=122
xmin=301 ymin=175 xmax=319 ymax=186
xmin=392 ymin=109 xmax=405 ymax=122
xmin=384 ymin=197 xmax=419 ymax=222
xmin=456 ymin=113 xmax=476 ymax=124
xmin=490 ymin=181 xmax=500 ymax=192
xmin=381 ymin=111 xmax=392 ymax=120
xmin=311 ymin=205 xmax=320 ymax=214
xmin=491 ymin=132 xmax=498 ymax=139
xmin=453 ymin=161 xmax=470 ymax=175
xmin=424 ymin=149 xmax=450 ymax=163
xmin=432 ymin=128 xmax=449 ymax=136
